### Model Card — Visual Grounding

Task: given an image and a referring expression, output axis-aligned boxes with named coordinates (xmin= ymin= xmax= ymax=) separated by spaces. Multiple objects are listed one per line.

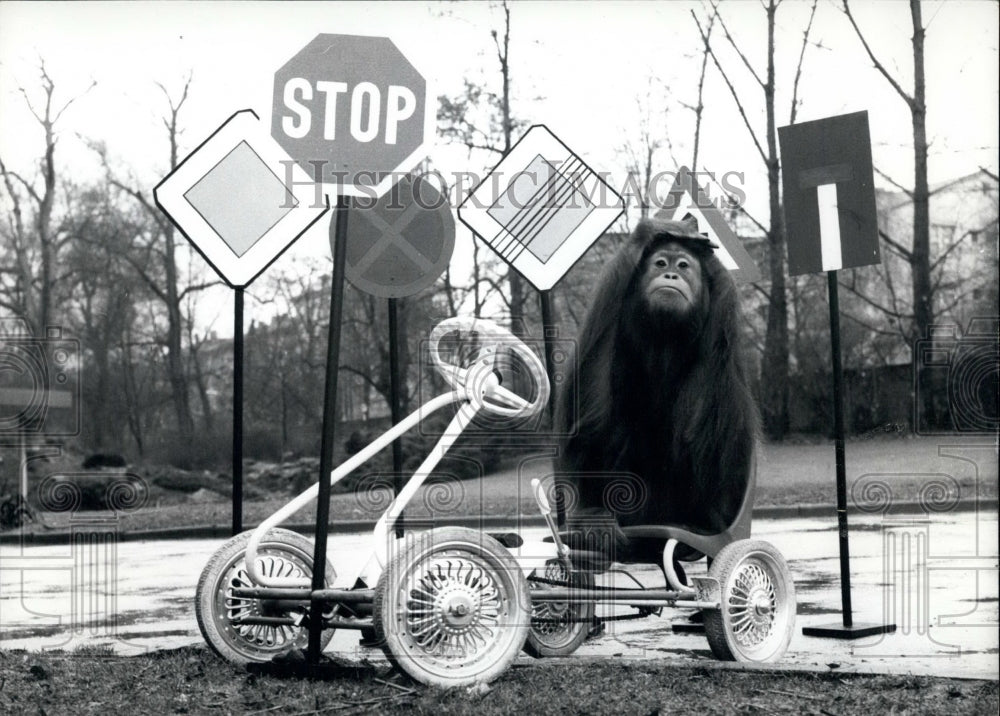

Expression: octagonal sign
xmin=272 ymin=34 xmax=432 ymax=199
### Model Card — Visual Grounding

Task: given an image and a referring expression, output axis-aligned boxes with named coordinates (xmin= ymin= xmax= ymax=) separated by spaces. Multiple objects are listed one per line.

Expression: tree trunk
xmin=191 ymin=345 xmax=215 ymax=435
xmin=163 ymin=223 xmax=195 ymax=452
xmin=760 ymin=0 xmax=790 ymax=439
xmin=37 ymin=115 xmax=56 ymax=334
xmin=497 ymin=0 xmax=527 ymax=338
xmin=909 ymin=0 xmax=935 ymax=428
xmin=120 ymin=327 xmax=145 ymax=457
xmin=163 ymin=92 xmax=196 ymax=454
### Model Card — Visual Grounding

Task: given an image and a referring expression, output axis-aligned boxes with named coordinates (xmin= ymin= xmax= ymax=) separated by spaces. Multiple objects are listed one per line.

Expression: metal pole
xmin=539 ymin=290 xmax=558 ymax=421
xmin=539 ymin=290 xmax=565 ymax=527
xmin=308 ymin=196 xmax=349 ymax=664
xmin=232 ymin=286 xmax=244 ymax=536
xmin=827 ymin=270 xmax=853 ymax=627
xmin=19 ymin=431 xmax=28 ymax=502
xmin=388 ymin=297 xmax=404 ymax=538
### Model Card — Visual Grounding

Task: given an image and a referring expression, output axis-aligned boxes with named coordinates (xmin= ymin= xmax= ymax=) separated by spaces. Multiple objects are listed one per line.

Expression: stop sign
xmin=272 ymin=34 xmax=431 ymax=199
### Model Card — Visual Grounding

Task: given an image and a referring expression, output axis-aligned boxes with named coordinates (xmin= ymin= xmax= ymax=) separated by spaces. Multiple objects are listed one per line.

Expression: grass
xmin=7 ymin=434 xmax=996 ymax=536
xmin=0 ymin=646 xmax=995 ymax=715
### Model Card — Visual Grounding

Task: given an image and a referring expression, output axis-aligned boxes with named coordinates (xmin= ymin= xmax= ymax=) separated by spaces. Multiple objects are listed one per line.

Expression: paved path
xmin=1 ymin=510 xmax=996 ymax=680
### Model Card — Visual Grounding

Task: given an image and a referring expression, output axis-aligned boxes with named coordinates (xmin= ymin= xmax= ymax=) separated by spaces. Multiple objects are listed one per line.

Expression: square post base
xmin=802 ymin=622 xmax=897 ymax=639
xmin=671 ymin=622 xmax=706 ymax=635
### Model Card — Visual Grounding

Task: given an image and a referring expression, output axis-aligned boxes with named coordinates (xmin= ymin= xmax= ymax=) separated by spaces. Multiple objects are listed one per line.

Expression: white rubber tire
xmin=373 ymin=527 xmax=530 ymax=687
xmin=195 ymin=528 xmax=335 ymax=664
xmin=704 ymin=539 xmax=796 ymax=662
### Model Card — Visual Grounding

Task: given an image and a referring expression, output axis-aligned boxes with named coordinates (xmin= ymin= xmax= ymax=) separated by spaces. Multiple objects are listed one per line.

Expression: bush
xmin=149 ymin=429 xmax=228 ymax=470
xmin=242 ymin=425 xmax=284 ymax=462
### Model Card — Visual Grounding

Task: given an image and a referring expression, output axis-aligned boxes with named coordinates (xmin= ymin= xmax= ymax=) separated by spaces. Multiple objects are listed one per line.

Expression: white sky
xmin=1 ymin=0 xmax=997 ymax=331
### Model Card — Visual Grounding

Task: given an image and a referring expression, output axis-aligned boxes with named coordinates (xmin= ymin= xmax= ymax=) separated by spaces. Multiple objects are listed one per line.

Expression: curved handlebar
xmin=429 ymin=317 xmax=549 ymax=418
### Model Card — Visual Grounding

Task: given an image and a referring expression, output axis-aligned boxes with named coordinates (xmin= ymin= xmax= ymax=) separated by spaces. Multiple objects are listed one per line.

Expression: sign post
xmin=311 ymin=197 xmax=349 ymax=664
xmin=387 ymin=297 xmax=404 ymax=537
xmin=337 ymin=172 xmax=456 ymax=539
xmin=779 ymin=110 xmax=895 ymax=639
xmin=271 ymin=33 xmax=432 ymax=664
xmin=155 ymin=109 xmax=328 ymax=537
xmin=232 ymin=287 xmax=244 ymax=534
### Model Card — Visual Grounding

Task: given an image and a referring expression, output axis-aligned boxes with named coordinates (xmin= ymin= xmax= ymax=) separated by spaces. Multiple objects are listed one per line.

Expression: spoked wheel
xmin=373 ymin=527 xmax=530 ymax=688
xmin=704 ymin=539 xmax=796 ymax=662
xmin=525 ymin=559 xmax=595 ymax=657
xmin=195 ymin=528 xmax=335 ymax=664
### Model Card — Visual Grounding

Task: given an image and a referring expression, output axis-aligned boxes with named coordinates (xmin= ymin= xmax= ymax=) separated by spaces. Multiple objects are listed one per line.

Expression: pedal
xmin=358 ymin=627 xmax=380 ymax=648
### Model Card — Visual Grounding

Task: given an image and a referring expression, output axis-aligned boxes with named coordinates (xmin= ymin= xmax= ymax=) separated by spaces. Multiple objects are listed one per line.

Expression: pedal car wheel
xmin=195 ymin=528 xmax=335 ymax=664
xmin=373 ymin=527 xmax=530 ymax=687
xmin=525 ymin=559 xmax=595 ymax=657
xmin=704 ymin=539 xmax=795 ymax=662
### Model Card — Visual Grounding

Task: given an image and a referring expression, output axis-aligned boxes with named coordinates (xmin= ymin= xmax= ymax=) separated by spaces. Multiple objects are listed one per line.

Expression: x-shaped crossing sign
xmin=338 ymin=174 xmax=455 ymax=298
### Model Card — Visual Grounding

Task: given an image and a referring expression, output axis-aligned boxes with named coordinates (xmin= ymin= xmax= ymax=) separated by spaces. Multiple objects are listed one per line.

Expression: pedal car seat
xmin=556 ymin=460 xmax=756 ymax=571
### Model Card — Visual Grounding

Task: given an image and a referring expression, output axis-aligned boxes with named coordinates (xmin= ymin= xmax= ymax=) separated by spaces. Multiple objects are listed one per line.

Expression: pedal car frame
xmin=195 ymin=316 xmax=796 ymax=688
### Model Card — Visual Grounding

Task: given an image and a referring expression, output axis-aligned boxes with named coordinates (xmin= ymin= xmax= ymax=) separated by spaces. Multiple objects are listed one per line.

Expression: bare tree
xmin=686 ymin=8 xmax=717 ymax=173
xmin=842 ymin=0 xmax=940 ymax=425
xmin=61 ymin=185 xmax=142 ymax=451
xmin=619 ymin=85 xmax=674 ymax=221
xmin=91 ymin=77 xmax=218 ymax=457
xmin=0 ymin=62 xmax=93 ymax=335
xmin=693 ymin=0 xmax=818 ymax=439
xmin=436 ymin=0 xmax=531 ymax=334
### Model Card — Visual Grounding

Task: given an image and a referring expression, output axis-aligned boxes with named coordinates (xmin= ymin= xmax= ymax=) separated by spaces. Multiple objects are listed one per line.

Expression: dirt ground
xmin=0 ymin=646 xmax=996 ymax=716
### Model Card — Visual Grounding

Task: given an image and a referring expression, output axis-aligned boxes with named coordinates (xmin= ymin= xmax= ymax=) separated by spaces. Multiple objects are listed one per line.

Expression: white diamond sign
xmin=155 ymin=109 xmax=328 ymax=288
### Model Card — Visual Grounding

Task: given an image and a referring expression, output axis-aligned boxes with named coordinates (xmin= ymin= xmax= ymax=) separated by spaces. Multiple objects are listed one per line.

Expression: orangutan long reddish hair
xmin=556 ymin=216 xmax=759 ymax=535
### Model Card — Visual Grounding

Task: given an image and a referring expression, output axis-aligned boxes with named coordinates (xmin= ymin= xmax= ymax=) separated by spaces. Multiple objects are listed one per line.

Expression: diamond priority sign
xmin=154 ymin=109 xmax=328 ymax=289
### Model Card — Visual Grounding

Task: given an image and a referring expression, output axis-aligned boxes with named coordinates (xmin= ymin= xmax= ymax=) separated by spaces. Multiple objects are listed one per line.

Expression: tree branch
xmin=842 ymin=0 xmax=914 ymax=107
xmin=873 ymin=165 xmax=914 ymax=197
xmin=789 ymin=0 xmax=818 ymax=125
xmin=749 ymin=281 xmax=771 ymax=303
xmin=712 ymin=1 xmax=765 ymax=88
xmin=693 ymin=9 xmax=768 ymax=164
xmin=178 ymin=281 xmax=222 ymax=300
xmin=839 ymin=308 xmax=901 ymax=337
xmin=839 ymin=273 xmax=909 ymax=321
xmin=1 ymin=164 xmax=42 ymax=205
xmin=879 ymin=228 xmax=914 ymax=261
xmin=978 ymin=166 xmax=999 ymax=183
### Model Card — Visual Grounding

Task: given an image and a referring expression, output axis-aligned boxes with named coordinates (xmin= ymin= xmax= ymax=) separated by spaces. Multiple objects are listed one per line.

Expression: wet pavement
xmin=1 ymin=509 xmax=996 ymax=680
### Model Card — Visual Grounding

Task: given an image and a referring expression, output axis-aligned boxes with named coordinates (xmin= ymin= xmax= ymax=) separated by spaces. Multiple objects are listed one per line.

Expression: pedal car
xmin=195 ymin=317 xmax=796 ymax=687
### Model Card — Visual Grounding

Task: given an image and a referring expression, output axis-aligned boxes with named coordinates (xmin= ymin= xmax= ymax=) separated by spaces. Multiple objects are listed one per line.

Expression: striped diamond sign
xmin=458 ymin=125 xmax=624 ymax=291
